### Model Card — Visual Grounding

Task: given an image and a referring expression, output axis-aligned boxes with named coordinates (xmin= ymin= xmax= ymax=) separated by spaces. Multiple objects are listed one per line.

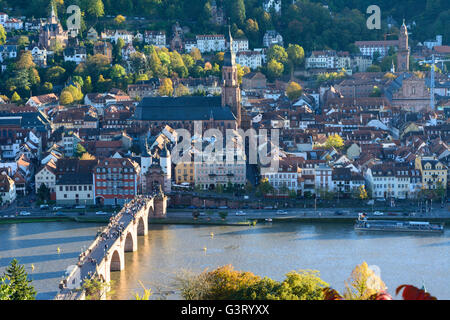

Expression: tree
xmin=80 ymin=152 xmax=96 ymax=160
xmin=87 ymin=0 xmax=105 ymax=19
xmin=256 ymin=178 xmax=274 ymax=197
xmin=11 ymin=92 xmax=21 ymax=104
xmin=286 ymin=81 xmax=303 ymax=101
xmin=325 ymin=134 xmax=344 ymax=150
xmin=267 ymin=45 xmax=288 ymax=64
xmin=16 ymin=51 xmax=36 ymax=70
xmin=46 ymin=66 xmax=66 ymax=84
xmin=0 ymin=276 xmax=13 ymax=300
xmin=343 ymin=262 xmax=386 ymax=300
xmin=3 ymin=259 xmax=36 ymax=300
xmin=174 ymin=84 xmax=190 ymax=97
xmin=231 ymin=0 xmax=246 ymax=26
xmin=158 ymin=78 xmax=173 ymax=96
xmin=286 ymin=44 xmax=305 ymax=67
xmin=114 ymin=14 xmax=126 ymax=25
xmin=218 ymin=211 xmax=228 ymax=220
xmin=60 ymin=91 xmax=74 ymax=105
xmin=267 ymin=59 xmax=284 ymax=80
xmin=110 ymin=64 xmax=126 ymax=79
xmin=75 ymin=143 xmax=87 ymax=158
xmin=37 ymin=183 xmax=51 ymax=203
xmin=82 ymin=278 xmax=112 ymax=300
xmin=189 ymin=48 xmax=202 ymax=61
xmin=358 ymin=185 xmax=368 ymax=200
xmin=366 ymin=65 xmax=382 ymax=72
xmin=17 ymin=36 xmax=30 ymax=49
xmin=0 ymin=25 xmax=5 ymax=45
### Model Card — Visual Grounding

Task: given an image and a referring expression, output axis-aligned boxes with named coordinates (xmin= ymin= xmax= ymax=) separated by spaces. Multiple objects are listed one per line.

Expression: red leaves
xmin=322 ymin=287 xmax=343 ymax=300
xmin=396 ymin=285 xmax=437 ymax=300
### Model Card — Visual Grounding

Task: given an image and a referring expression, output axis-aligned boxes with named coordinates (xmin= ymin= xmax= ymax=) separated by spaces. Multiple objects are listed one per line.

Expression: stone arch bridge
xmin=55 ymin=193 xmax=167 ymax=300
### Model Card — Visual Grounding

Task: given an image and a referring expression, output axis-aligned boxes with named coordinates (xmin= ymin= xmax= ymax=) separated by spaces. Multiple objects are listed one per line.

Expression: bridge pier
xmin=57 ymin=194 xmax=168 ymax=300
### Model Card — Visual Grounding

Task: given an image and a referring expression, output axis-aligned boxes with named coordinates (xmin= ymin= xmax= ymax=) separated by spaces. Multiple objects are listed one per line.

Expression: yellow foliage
xmin=343 ymin=262 xmax=386 ymax=300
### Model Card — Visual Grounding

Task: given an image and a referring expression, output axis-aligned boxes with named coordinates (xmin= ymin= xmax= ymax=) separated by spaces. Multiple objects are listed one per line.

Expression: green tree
xmin=82 ymin=278 xmax=113 ymax=300
xmin=256 ymin=178 xmax=274 ymax=197
xmin=273 ymin=270 xmax=329 ymax=300
xmin=325 ymin=134 xmax=344 ymax=150
xmin=231 ymin=0 xmax=246 ymax=26
xmin=60 ymin=91 xmax=74 ymax=105
xmin=46 ymin=66 xmax=66 ymax=84
xmin=87 ymin=0 xmax=105 ymax=19
xmin=75 ymin=143 xmax=87 ymax=158
xmin=0 ymin=276 xmax=13 ymax=300
xmin=37 ymin=183 xmax=51 ymax=203
xmin=3 ymin=259 xmax=36 ymax=300
xmin=287 ymin=44 xmax=305 ymax=67
xmin=267 ymin=45 xmax=288 ymax=64
xmin=286 ymin=81 xmax=303 ymax=101
xmin=267 ymin=59 xmax=284 ymax=80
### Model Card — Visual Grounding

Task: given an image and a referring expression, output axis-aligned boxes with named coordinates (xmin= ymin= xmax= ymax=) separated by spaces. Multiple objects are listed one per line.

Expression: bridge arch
xmin=109 ymin=249 xmax=124 ymax=272
xmin=137 ymin=216 xmax=147 ymax=236
xmin=124 ymin=231 xmax=137 ymax=252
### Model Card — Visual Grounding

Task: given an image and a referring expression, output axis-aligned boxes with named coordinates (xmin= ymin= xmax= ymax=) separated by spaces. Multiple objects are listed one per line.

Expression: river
xmin=1 ymin=221 xmax=449 ymax=299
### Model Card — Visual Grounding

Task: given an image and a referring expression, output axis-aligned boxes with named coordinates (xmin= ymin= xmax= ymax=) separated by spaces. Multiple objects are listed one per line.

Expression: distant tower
xmin=159 ymin=143 xmax=171 ymax=193
xmin=222 ymin=26 xmax=241 ymax=126
xmin=391 ymin=60 xmax=396 ymax=73
xmin=49 ymin=2 xmax=58 ymax=24
xmin=397 ymin=20 xmax=410 ymax=72
xmin=140 ymin=139 xmax=152 ymax=176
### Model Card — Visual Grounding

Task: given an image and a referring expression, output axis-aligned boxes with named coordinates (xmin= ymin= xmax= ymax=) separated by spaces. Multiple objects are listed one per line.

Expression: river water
xmin=1 ymin=221 xmax=449 ymax=299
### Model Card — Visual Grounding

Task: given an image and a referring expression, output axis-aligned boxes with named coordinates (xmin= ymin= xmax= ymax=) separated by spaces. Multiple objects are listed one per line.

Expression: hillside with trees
xmin=1 ymin=0 xmax=449 ymax=51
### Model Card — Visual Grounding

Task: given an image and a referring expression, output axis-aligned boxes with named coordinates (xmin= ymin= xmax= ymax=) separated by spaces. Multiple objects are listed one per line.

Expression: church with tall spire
xmin=221 ymin=26 xmax=242 ymax=126
xmin=397 ymin=19 xmax=410 ymax=72
xmin=133 ymin=25 xmax=247 ymax=132
xmin=39 ymin=2 xmax=68 ymax=49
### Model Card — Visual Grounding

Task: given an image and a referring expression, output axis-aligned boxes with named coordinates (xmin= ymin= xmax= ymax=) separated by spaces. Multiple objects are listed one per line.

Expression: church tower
xmin=397 ymin=20 xmax=410 ymax=72
xmin=222 ymin=26 xmax=241 ymax=126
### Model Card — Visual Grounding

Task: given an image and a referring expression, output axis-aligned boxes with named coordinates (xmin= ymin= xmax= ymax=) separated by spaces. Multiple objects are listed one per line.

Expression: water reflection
xmin=1 ymin=222 xmax=449 ymax=300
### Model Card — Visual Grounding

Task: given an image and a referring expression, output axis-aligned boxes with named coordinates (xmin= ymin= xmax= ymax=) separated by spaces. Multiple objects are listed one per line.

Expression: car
xmin=55 ymin=212 xmax=65 ymax=216
xmin=19 ymin=211 xmax=31 ymax=216
xmin=53 ymin=206 xmax=63 ymax=211
xmin=199 ymin=212 xmax=206 ymax=216
xmin=2 ymin=215 xmax=7 ymax=218
xmin=235 ymin=211 xmax=246 ymax=216
xmin=334 ymin=210 xmax=345 ymax=216
xmin=40 ymin=204 xmax=49 ymax=210
xmin=9 ymin=215 xmax=14 ymax=217
xmin=219 ymin=206 xmax=228 ymax=209
xmin=276 ymin=210 xmax=288 ymax=215
xmin=75 ymin=205 xmax=86 ymax=209
xmin=95 ymin=211 xmax=108 ymax=215
xmin=373 ymin=211 xmax=384 ymax=216
xmin=402 ymin=212 xmax=410 ymax=216
xmin=263 ymin=206 xmax=274 ymax=209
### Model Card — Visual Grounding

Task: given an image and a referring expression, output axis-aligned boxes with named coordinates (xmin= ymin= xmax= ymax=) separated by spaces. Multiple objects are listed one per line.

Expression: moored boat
xmin=355 ymin=213 xmax=444 ymax=233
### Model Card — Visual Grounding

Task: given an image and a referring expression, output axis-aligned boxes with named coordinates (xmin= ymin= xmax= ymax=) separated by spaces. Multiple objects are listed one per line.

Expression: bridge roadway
xmin=79 ymin=197 xmax=148 ymax=281
xmin=55 ymin=193 xmax=167 ymax=300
